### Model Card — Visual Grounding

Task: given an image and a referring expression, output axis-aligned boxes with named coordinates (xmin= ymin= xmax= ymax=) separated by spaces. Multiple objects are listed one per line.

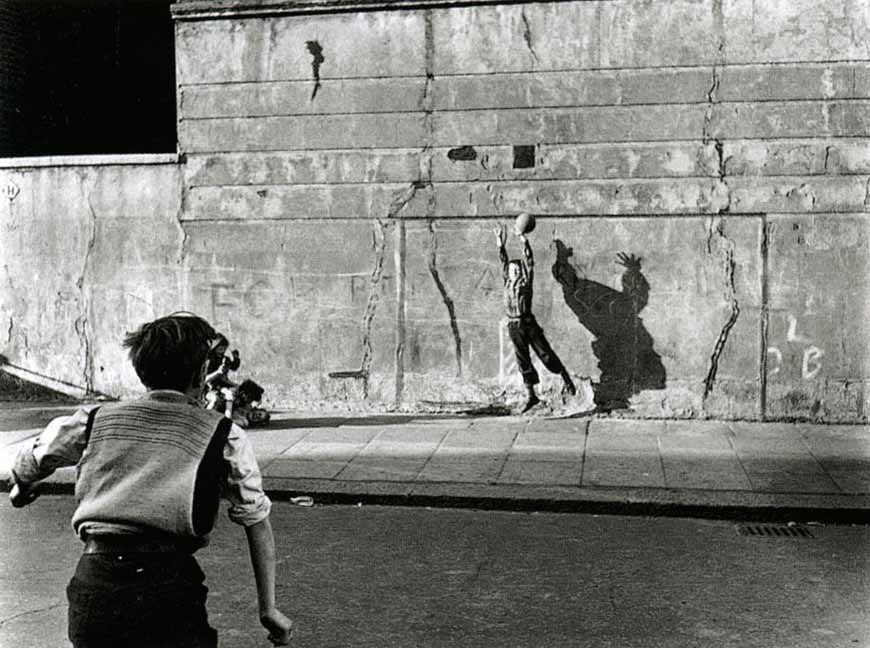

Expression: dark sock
xmin=522 ymin=387 xmax=540 ymax=413
xmin=561 ymin=371 xmax=576 ymax=395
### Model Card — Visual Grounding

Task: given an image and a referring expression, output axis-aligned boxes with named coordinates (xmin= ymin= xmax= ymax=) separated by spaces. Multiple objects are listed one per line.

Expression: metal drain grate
xmin=737 ymin=524 xmax=814 ymax=539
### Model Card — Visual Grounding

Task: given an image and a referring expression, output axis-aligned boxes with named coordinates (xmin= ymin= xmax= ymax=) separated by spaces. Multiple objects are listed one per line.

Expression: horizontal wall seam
xmin=180 ymin=135 xmax=870 ymax=154
xmin=178 ymin=97 xmax=870 ymax=121
xmin=185 ymin=173 xmax=870 ymax=189
xmin=178 ymin=212 xmax=768 ymax=223
xmin=172 ymin=0 xmax=605 ymax=20
xmin=176 ymin=59 xmax=870 ymax=87
xmin=181 ymin=137 xmax=870 ymax=154
xmin=0 ymin=153 xmax=180 ymax=169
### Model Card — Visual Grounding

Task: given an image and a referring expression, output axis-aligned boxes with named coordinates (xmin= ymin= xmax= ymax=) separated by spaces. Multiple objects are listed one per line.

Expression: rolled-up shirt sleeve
xmin=223 ymin=423 xmax=272 ymax=526
xmin=12 ymin=406 xmax=94 ymax=486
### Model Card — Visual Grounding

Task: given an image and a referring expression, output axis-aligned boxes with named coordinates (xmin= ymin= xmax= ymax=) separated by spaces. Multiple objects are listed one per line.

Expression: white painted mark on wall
xmin=769 ymin=314 xmax=825 ymax=380
xmin=802 ymin=346 xmax=825 ymax=380
xmin=786 ymin=314 xmax=811 ymax=344
xmin=2 ymin=181 xmax=20 ymax=202
xmin=767 ymin=347 xmax=783 ymax=376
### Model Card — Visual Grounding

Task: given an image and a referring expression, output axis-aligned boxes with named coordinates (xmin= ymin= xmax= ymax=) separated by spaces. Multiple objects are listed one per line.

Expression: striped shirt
xmin=500 ymin=238 xmax=534 ymax=318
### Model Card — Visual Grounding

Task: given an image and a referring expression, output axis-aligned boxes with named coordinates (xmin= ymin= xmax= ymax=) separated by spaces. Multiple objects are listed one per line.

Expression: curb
xmin=3 ymin=478 xmax=867 ymax=525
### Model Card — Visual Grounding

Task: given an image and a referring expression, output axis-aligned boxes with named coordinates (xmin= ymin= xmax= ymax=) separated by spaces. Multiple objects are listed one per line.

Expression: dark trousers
xmin=67 ymin=552 xmax=217 ymax=648
xmin=508 ymin=315 xmax=566 ymax=386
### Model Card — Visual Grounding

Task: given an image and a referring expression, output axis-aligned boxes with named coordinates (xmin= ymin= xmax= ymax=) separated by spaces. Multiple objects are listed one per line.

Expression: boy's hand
xmin=493 ymin=224 xmax=506 ymax=247
xmin=261 ymin=609 xmax=293 ymax=646
xmin=9 ymin=483 xmax=39 ymax=508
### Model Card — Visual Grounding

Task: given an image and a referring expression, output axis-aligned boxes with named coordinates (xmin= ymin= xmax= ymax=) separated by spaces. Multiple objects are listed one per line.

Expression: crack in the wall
xmin=701 ymin=21 xmax=732 ymax=216
xmin=701 ymin=60 xmax=720 ymax=145
xmin=394 ymin=219 xmax=407 ymax=406
xmin=703 ymin=217 xmax=740 ymax=401
xmin=175 ymin=169 xmax=191 ymax=313
xmin=6 ymin=315 xmax=13 ymax=345
xmin=0 ymin=602 xmax=65 ymax=628
xmin=359 ymin=218 xmax=388 ymax=394
xmin=520 ymin=10 xmax=539 ymax=63
xmin=714 ymin=137 xmax=731 ymax=213
xmin=759 ymin=217 xmax=770 ymax=418
xmin=357 ymin=183 xmax=421 ymax=400
xmin=75 ymin=180 xmax=98 ymax=394
xmin=305 ymin=40 xmax=324 ymax=101
xmin=426 ymin=220 xmax=463 ymax=377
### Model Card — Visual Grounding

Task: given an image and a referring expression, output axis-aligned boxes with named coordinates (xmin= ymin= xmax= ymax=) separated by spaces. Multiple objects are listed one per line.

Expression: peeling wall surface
xmin=0 ymin=164 xmax=184 ymax=399
xmin=2 ymin=0 xmax=869 ymax=421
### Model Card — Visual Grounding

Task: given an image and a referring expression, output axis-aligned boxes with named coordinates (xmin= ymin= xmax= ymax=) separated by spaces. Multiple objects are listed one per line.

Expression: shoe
xmin=521 ymin=395 xmax=540 ymax=413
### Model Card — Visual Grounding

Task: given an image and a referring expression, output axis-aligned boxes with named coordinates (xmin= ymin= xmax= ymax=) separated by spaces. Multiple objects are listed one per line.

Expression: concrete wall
xmin=1 ymin=0 xmax=868 ymax=421
xmin=167 ymin=0 xmax=870 ymax=420
xmin=0 ymin=160 xmax=184 ymax=399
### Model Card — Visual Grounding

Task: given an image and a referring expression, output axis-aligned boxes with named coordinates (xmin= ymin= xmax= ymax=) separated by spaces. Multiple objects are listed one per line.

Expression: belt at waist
xmin=83 ymin=534 xmax=193 ymax=554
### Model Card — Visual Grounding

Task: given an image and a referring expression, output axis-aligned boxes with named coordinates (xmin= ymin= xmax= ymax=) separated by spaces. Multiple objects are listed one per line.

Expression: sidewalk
xmin=2 ymin=408 xmax=869 ymax=522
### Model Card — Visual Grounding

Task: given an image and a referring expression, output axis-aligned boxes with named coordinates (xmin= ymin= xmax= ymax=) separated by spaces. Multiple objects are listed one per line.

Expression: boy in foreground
xmin=9 ymin=313 xmax=293 ymax=647
xmin=496 ymin=217 xmax=576 ymax=412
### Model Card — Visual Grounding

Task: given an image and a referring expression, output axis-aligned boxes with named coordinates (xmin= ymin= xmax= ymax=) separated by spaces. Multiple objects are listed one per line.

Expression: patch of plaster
xmin=703 ymin=217 xmax=740 ymax=401
xmin=427 ymin=221 xmax=463 ymax=377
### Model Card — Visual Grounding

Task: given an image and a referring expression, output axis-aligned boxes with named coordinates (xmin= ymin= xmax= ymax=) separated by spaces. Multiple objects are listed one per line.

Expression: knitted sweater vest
xmin=71 ymin=398 xmax=231 ymax=539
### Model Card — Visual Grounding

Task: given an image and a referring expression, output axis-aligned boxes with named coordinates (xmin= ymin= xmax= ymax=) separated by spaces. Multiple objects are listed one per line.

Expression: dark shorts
xmin=67 ymin=552 xmax=217 ymax=648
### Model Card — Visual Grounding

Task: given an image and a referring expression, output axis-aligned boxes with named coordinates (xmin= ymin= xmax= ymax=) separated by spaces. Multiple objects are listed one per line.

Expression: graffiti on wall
xmin=767 ymin=313 xmax=825 ymax=380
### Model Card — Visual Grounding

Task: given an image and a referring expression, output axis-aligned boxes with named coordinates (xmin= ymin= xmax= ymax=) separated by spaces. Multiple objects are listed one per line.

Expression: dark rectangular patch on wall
xmin=513 ymin=145 xmax=536 ymax=169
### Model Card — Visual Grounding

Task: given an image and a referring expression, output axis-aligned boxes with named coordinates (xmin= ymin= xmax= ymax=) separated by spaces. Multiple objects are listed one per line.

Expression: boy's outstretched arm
xmin=8 ymin=407 xmax=92 ymax=507
xmin=245 ymin=516 xmax=294 ymax=645
xmin=494 ymin=224 xmax=509 ymax=280
xmin=518 ymin=232 xmax=534 ymax=282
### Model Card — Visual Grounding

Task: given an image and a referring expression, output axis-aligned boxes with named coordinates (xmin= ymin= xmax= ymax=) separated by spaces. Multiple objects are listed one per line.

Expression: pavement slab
xmin=1 ymin=405 xmax=869 ymax=521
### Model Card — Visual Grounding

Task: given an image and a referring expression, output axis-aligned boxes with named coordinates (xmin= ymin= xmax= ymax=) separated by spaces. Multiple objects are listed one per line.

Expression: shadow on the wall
xmin=552 ymin=240 xmax=666 ymax=412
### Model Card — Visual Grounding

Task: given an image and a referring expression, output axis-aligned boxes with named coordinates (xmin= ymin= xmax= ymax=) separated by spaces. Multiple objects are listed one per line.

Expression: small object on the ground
xmin=290 ymin=496 xmax=314 ymax=507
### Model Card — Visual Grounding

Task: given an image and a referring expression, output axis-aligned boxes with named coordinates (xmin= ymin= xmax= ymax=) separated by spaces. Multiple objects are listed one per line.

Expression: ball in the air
xmin=515 ymin=212 xmax=536 ymax=235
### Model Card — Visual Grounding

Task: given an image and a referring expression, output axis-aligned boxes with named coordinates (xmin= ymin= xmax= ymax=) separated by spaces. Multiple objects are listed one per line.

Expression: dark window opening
xmin=513 ymin=145 xmax=536 ymax=169
xmin=0 ymin=0 xmax=176 ymax=158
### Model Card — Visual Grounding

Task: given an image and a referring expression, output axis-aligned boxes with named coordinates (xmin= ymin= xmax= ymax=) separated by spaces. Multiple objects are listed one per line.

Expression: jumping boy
xmin=495 ymin=219 xmax=576 ymax=412
xmin=9 ymin=313 xmax=293 ymax=647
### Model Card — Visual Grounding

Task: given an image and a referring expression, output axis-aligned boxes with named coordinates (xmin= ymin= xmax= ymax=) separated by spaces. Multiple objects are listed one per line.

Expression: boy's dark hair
xmin=123 ymin=313 xmax=217 ymax=391
xmin=236 ymin=379 xmax=265 ymax=407
xmin=206 ymin=333 xmax=230 ymax=373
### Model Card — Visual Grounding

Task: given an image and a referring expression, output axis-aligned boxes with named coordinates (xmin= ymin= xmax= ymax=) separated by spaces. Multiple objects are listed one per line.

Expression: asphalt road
xmin=1 ymin=498 xmax=868 ymax=648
